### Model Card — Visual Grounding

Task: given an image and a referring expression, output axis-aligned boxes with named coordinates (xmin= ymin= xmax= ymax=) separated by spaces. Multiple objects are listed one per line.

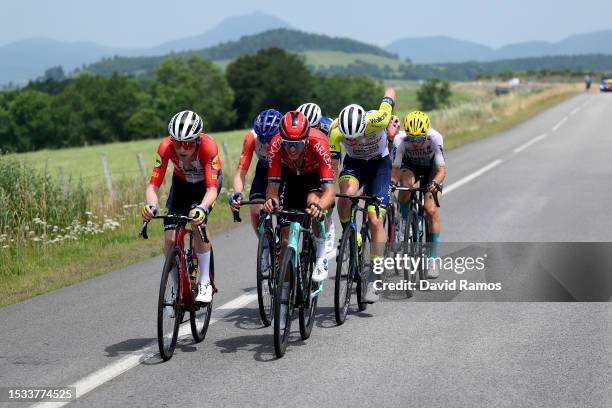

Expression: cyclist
xmin=329 ymin=88 xmax=396 ymax=303
xmin=228 ymin=109 xmax=283 ymax=233
xmin=297 ymin=102 xmax=335 ymax=253
xmin=263 ymin=111 xmax=336 ymax=285
xmin=391 ymin=111 xmax=446 ymax=278
xmin=387 ymin=114 xmax=401 ymax=164
xmin=141 ymin=110 xmax=222 ymax=304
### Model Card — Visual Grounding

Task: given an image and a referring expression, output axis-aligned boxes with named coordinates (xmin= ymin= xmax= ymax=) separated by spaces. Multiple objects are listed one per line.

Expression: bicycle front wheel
xmin=191 ymin=250 xmax=214 ymax=343
xmin=256 ymin=229 xmax=276 ymax=327
xmin=158 ymin=248 xmax=182 ymax=361
xmin=299 ymin=239 xmax=317 ymax=340
xmin=335 ymin=226 xmax=356 ymax=325
xmin=273 ymin=248 xmax=295 ymax=358
xmin=356 ymin=226 xmax=370 ymax=311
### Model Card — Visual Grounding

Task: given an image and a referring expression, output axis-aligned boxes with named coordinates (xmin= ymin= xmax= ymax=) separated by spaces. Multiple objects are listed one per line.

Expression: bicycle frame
xmin=286 ymin=217 xmax=326 ymax=302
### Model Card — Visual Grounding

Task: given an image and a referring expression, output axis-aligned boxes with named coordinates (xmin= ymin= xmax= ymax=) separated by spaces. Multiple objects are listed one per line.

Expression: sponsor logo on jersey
xmin=154 ymin=154 xmax=163 ymax=169
xmin=210 ymin=155 xmax=220 ymax=171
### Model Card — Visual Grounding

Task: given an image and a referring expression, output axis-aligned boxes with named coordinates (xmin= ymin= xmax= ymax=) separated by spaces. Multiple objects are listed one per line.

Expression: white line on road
xmin=444 ymin=159 xmax=503 ymax=195
xmin=569 ymin=107 xmax=581 ymax=116
xmin=30 ymin=289 xmax=258 ymax=408
xmin=513 ymin=134 xmax=548 ymax=153
xmin=552 ymin=117 xmax=568 ymax=132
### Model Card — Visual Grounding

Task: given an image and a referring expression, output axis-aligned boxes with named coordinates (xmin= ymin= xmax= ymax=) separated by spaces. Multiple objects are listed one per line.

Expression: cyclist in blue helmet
xmin=229 ymin=109 xmax=282 ymax=234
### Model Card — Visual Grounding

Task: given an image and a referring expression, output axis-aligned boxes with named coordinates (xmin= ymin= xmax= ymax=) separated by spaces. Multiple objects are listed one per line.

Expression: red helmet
xmin=279 ymin=111 xmax=310 ymax=141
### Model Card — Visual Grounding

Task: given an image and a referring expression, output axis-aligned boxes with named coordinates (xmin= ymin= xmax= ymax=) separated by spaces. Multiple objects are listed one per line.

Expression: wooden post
xmin=136 ymin=153 xmax=147 ymax=183
xmin=58 ymin=166 xmax=69 ymax=195
xmin=222 ymin=141 xmax=233 ymax=180
xmin=101 ymin=156 xmax=113 ymax=200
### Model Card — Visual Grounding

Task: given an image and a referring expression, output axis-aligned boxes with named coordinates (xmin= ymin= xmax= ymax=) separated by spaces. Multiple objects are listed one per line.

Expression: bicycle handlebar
xmin=231 ymin=199 xmax=266 ymax=223
xmin=392 ymin=186 xmax=440 ymax=207
xmin=335 ymin=194 xmax=383 ymax=217
xmin=140 ymin=214 xmax=208 ymax=243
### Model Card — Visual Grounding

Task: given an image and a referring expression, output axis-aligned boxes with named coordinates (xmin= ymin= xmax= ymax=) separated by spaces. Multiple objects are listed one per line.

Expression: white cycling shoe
xmin=325 ymin=223 xmax=336 ymax=254
xmin=195 ymin=282 xmax=213 ymax=304
xmin=364 ymin=282 xmax=379 ymax=303
xmin=312 ymin=257 xmax=329 ymax=282
xmin=426 ymin=264 xmax=441 ymax=279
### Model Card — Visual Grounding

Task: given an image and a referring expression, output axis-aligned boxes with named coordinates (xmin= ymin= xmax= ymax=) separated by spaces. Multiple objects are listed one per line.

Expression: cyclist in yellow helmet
xmin=391 ymin=111 xmax=446 ymax=278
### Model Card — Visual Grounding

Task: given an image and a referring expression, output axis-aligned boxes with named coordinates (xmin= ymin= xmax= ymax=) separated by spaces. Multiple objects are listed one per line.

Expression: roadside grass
xmin=0 ymin=82 xmax=581 ymax=307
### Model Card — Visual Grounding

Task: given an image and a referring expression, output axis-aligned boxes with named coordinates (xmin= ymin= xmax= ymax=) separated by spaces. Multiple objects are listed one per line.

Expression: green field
xmin=10 ymin=129 xmax=249 ymax=189
xmin=300 ymin=50 xmax=403 ymax=70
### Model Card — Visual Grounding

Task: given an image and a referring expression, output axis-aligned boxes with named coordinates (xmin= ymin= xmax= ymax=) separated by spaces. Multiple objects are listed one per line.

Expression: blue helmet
xmin=253 ymin=109 xmax=283 ymax=141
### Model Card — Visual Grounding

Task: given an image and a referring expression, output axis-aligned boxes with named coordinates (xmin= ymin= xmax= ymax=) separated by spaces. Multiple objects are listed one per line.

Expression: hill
xmin=387 ymin=30 xmax=612 ymax=63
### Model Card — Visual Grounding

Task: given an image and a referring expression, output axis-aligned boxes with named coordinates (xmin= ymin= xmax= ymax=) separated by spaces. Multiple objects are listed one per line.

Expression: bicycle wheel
xmin=256 ymin=229 xmax=276 ymax=327
xmin=191 ymin=250 xmax=214 ymax=343
xmin=299 ymin=238 xmax=317 ymax=340
xmin=356 ymin=225 xmax=370 ymax=311
xmin=273 ymin=248 xmax=295 ymax=358
xmin=412 ymin=211 xmax=428 ymax=282
xmin=335 ymin=226 xmax=356 ymax=325
xmin=402 ymin=210 xmax=419 ymax=298
xmin=158 ymin=248 xmax=182 ymax=361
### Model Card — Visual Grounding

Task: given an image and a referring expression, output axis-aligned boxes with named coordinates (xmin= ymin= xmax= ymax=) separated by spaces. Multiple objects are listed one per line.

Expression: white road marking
xmin=552 ymin=117 xmax=568 ymax=132
xmin=569 ymin=107 xmax=581 ymax=116
xmin=513 ymin=133 xmax=548 ymax=153
xmin=444 ymin=159 xmax=503 ymax=195
xmin=30 ymin=289 xmax=258 ymax=408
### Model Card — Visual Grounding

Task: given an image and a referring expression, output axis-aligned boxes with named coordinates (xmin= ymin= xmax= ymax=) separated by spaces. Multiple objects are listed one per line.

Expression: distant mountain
xmin=84 ymin=28 xmax=397 ymax=77
xmin=149 ymin=12 xmax=292 ymax=55
xmin=0 ymin=12 xmax=292 ymax=85
xmin=387 ymin=30 xmax=612 ymax=63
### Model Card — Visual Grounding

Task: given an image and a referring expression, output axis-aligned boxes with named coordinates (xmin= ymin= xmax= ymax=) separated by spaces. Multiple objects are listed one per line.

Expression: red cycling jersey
xmin=267 ymin=129 xmax=334 ymax=185
xmin=149 ymin=134 xmax=222 ymax=189
xmin=237 ymin=130 xmax=272 ymax=171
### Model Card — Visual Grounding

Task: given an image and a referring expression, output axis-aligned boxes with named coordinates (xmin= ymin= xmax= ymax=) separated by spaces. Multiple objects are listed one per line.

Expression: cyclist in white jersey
xmin=391 ymin=111 xmax=446 ymax=278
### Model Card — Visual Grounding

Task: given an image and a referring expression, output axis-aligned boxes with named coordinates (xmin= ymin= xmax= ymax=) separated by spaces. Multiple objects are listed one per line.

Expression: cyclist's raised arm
xmin=365 ymin=88 xmax=396 ymax=136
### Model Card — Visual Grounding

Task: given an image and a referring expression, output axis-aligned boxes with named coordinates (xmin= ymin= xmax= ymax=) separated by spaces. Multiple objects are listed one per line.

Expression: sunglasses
xmin=408 ymin=136 xmax=427 ymax=143
xmin=281 ymin=139 xmax=306 ymax=149
xmin=171 ymin=140 xmax=198 ymax=150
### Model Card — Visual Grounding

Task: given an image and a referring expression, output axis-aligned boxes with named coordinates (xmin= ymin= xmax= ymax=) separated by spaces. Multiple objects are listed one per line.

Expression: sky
xmin=1 ymin=0 xmax=611 ymax=48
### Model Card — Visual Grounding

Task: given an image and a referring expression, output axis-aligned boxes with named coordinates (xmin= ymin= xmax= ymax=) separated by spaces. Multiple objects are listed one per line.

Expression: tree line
xmin=0 ymin=48 xmax=383 ymax=153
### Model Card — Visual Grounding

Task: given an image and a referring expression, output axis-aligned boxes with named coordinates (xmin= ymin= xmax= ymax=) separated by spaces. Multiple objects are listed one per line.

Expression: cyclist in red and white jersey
xmin=141 ymin=110 xmax=222 ymax=304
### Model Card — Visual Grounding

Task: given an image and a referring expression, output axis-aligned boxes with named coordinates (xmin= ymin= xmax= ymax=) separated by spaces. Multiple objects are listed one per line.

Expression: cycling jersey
xmin=150 ymin=134 xmax=221 ymax=189
xmin=329 ymin=97 xmax=394 ymax=161
xmin=267 ymin=129 xmax=335 ymax=186
xmin=237 ymin=130 xmax=271 ymax=171
xmin=392 ymin=128 xmax=446 ymax=168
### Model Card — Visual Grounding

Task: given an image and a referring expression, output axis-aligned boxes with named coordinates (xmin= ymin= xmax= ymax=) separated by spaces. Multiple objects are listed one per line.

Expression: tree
xmin=43 ymin=66 xmax=65 ymax=81
xmin=226 ymin=48 xmax=313 ymax=127
xmin=153 ymin=56 xmax=235 ymax=131
xmin=126 ymin=108 xmax=164 ymax=140
xmin=417 ymin=78 xmax=451 ymax=111
xmin=312 ymin=75 xmax=384 ymax=118
xmin=6 ymin=90 xmax=53 ymax=151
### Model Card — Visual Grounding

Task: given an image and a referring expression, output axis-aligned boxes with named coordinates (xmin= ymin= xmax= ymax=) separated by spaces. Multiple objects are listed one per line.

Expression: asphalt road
xmin=1 ymin=92 xmax=610 ymax=408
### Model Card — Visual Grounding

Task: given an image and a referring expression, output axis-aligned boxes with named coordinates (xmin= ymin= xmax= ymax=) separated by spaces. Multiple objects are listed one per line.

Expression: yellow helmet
xmin=403 ymin=111 xmax=430 ymax=136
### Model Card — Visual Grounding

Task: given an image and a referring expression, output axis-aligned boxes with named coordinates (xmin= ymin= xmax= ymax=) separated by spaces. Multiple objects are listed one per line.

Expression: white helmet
xmin=297 ymin=103 xmax=322 ymax=127
xmin=168 ymin=110 xmax=203 ymax=141
xmin=338 ymin=104 xmax=366 ymax=139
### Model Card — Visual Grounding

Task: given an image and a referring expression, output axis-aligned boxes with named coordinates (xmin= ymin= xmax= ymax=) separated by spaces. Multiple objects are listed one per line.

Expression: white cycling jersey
xmin=392 ymin=127 xmax=445 ymax=167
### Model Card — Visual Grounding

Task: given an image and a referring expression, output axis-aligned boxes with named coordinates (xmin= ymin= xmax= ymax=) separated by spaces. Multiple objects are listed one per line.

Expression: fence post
xmin=136 ymin=153 xmax=147 ymax=183
xmin=58 ymin=166 xmax=69 ymax=195
xmin=222 ymin=141 xmax=233 ymax=181
xmin=101 ymin=156 xmax=113 ymax=201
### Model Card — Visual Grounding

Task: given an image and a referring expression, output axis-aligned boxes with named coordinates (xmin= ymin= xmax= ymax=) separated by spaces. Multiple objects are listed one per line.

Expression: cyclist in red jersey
xmin=263 ymin=111 xmax=336 ymax=284
xmin=141 ymin=110 xmax=222 ymax=304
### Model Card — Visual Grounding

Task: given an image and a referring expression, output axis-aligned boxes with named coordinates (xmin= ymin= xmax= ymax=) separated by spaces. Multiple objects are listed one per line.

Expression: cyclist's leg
xmin=423 ymin=165 xmax=442 ymax=257
xmin=337 ymin=155 xmax=361 ymax=232
xmin=249 ymin=161 xmax=268 ymax=235
xmin=398 ymin=167 xmax=416 ymax=219
xmin=364 ymin=156 xmax=391 ymax=254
